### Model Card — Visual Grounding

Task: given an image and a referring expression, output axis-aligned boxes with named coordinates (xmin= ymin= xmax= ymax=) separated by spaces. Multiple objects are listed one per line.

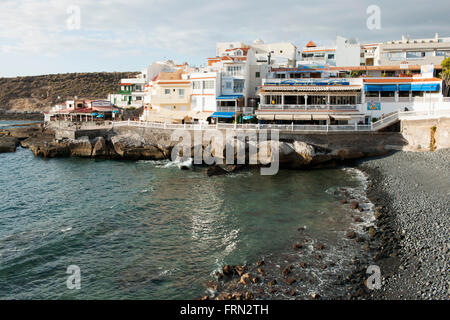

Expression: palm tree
xmin=440 ymin=57 xmax=450 ymax=97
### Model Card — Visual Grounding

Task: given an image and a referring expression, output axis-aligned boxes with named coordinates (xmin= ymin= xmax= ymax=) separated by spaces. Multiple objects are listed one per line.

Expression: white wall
xmin=336 ymin=36 xmax=362 ymax=67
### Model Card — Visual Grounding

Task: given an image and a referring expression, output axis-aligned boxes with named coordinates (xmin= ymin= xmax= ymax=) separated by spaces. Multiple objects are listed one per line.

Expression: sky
xmin=0 ymin=0 xmax=449 ymax=77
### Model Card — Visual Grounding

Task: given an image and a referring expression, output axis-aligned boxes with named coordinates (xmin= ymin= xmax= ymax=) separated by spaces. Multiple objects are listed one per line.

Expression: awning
xmin=216 ymin=95 xmax=243 ymax=100
xmin=275 ymin=114 xmax=293 ymax=120
xmin=411 ymin=83 xmax=440 ymax=91
xmin=293 ymin=114 xmax=312 ymax=120
xmin=257 ymin=114 xmax=275 ymax=120
xmin=312 ymin=115 xmax=329 ymax=120
xmin=398 ymin=84 xmax=411 ymax=91
xmin=331 ymin=115 xmax=352 ymax=120
xmin=364 ymin=84 xmax=397 ymax=92
xmin=211 ymin=112 xmax=235 ymax=118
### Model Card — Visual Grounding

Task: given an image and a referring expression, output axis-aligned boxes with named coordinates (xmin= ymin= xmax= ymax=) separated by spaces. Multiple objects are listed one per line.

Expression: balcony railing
xmin=258 ymin=104 xmax=358 ymax=111
xmin=217 ymin=107 xmax=254 ymax=113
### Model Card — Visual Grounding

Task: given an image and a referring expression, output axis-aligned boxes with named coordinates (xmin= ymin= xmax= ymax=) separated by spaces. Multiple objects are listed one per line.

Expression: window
xmin=255 ymin=72 xmax=260 ymax=78
xmin=328 ymin=54 xmax=335 ymax=59
xmin=135 ymin=96 xmax=142 ymax=101
xmin=406 ymin=51 xmax=425 ymax=59
xmin=192 ymin=81 xmax=201 ymax=90
xmin=203 ymin=80 xmax=214 ymax=89
xmin=179 ymin=89 xmax=185 ymax=96
xmin=165 ymin=89 xmax=170 ymax=95
xmin=436 ymin=51 xmax=450 ymax=57
xmin=225 ymin=81 xmax=232 ymax=89
xmin=233 ymin=79 xmax=244 ymax=93
xmin=387 ymin=52 xmax=405 ymax=61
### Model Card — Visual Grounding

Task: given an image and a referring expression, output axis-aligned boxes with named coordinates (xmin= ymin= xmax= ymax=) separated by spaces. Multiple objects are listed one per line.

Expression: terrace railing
xmin=258 ymin=104 xmax=358 ymax=111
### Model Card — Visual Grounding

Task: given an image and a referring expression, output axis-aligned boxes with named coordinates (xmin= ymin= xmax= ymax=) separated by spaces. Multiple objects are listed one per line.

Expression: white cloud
xmin=0 ymin=0 xmax=449 ymax=75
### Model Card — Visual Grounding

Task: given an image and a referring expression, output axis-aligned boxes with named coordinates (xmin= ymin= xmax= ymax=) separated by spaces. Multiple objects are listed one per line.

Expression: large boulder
xmin=31 ymin=142 xmax=71 ymax=158
xmin=68 ymin=137 xmax=92 ymax=157
xmin=0 ymin=135 xmax=19 ymax=153
xmin=92 ymin=136 xmax=117 ymax=158
xmin=111 ymin=134 xmax=165 ymax=160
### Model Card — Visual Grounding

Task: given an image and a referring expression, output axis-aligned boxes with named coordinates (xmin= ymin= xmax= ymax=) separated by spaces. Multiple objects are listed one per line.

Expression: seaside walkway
xmin=48 ymin=110 xmax=450 ymax=135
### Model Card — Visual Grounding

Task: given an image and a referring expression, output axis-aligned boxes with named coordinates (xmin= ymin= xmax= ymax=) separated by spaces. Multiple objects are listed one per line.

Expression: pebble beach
xmin=359 ymin=149 xmax=450 ymax=300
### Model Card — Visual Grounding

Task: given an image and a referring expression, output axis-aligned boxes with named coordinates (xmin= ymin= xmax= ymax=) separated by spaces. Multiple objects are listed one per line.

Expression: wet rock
xmin=206 ymin=165 xmax=229 ymax=177
xmin=234 ymin=265 xmax=247 ymax=277
xmin=257 ymin=267 xmax=265 ymax=276
xmin=341 ymin=199 xmax=348 ymax=204
xmin=282 ymin=265 xmax=293 ymax=276
xmin=269 ymin=288 xmax=277 ymax=294
xmin=315 ymin=254 xmax=323 ymax=261
xmin=300 ymin=262 xmax=307 ymax=269
xmin=239 ymin=273 xmax=251 ymax=286
xmin=290 ymin=289 xmax=296 ymax=296
xmin=317 ymin=243 xmax=325 ymax=250
xmin=256 ymin=260 xmax=265 ymax=266
xmin=215 ymin=272 xmax=223 ymax=280
xmin=354 ymin=217 xmax=364 ymax=223
xmin=223 ymin=265 xmax=233 ymax=276
xmin=349 ymin=201 xmax=359 ymax=210
xmin=293 ymin=243 xmax=303 ymax=250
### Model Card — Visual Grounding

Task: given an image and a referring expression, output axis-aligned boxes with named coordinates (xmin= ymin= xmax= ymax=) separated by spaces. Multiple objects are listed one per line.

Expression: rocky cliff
xmin=0 ymin=72 xmax=138 ymax=112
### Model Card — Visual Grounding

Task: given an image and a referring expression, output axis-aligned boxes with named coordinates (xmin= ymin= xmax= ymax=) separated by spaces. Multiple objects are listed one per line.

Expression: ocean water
xmin=0 ymin=124 xmax=364 ymax=300
xmin=0 ymin=121 xmax=40 ymax=129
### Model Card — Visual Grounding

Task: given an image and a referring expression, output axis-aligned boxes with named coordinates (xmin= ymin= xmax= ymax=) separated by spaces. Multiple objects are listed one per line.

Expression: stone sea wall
xmin=401 ymin=117 xmax=450 ymax=151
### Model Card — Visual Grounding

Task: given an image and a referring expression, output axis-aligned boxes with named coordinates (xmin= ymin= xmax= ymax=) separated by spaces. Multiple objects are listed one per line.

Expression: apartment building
xmin=378 ymin=33 xmax=450 ymax=66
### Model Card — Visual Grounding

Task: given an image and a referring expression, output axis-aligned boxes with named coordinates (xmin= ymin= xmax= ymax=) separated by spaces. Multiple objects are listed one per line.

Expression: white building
xmin=298 ymin=36 xmax=362 ymax=67
xmin=377 ymin=33 xmax=450 ymax=66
